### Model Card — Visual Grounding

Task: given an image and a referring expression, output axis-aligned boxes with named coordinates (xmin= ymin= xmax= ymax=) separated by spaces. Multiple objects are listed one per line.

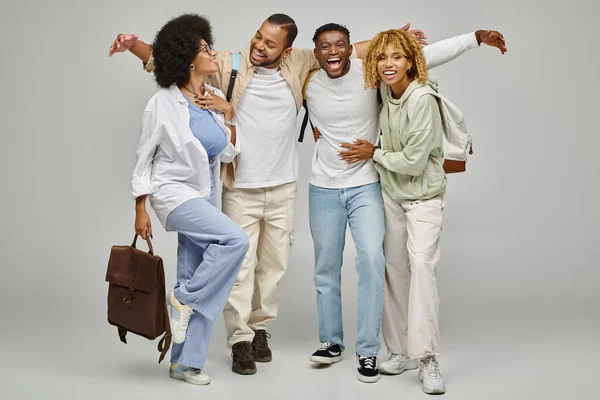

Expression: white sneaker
xmin=184 ymin=368 xmax=210 ymax=385
xmin=169 ymin=363 xmax=186 ymax=380
xmin=379 ymin=353 xmax=418 ymax=375
xmin=169 ymin=364 xmax=210 ymax=386
xmin=169 ymin=291 xmax=194 ymax=344
xmin=418 ymin=356 xmax=446 ymax=394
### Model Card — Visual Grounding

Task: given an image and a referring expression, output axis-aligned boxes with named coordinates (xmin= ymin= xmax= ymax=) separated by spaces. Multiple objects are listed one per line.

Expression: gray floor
xmin=4 ymin=298 xmax=598 ymax=400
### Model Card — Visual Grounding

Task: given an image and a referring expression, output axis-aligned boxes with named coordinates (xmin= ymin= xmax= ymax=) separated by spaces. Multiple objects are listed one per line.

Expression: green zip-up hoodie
xmin=373 ymin=79 xmax=447 ymax=204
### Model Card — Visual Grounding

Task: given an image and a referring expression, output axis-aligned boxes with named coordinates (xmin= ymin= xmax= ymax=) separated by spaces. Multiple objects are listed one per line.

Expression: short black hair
xmin=266 ymin=13 xmax=298 ymax=48
xmin=312 ymin=23 xmax=350 ymax=44
xmin=152 ymin=14 xmax=213 ymax=88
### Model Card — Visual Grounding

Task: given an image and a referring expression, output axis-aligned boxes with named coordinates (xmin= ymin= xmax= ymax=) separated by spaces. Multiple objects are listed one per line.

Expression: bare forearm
xmin=130 ymin=40 xmax=152 ymax=63
xmin=135 ymin=195 xmax=148 ymax=211
xmin=352 ymin=23 xmax=412 ymax=58
xmin=353 ymin=40 xmax=370 ymax=58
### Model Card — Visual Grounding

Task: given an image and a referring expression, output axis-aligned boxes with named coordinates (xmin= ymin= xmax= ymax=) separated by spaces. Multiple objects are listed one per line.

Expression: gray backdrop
xmin=1 ymin=0 xmax=599 ymax=399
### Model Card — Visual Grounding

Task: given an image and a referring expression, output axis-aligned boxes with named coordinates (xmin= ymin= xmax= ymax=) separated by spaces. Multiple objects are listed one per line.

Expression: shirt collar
xmin=169 ymin=85 xmax=188 ymax=105
xmin=241 ymin=47 xmax=256 ymax=72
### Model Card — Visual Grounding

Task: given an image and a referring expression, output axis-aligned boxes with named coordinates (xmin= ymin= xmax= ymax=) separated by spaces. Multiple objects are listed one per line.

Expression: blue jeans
xmin=309 ymin=182 xmax=385 ymax=357
xmin=165 ymin=159 xmax=249 ymax=369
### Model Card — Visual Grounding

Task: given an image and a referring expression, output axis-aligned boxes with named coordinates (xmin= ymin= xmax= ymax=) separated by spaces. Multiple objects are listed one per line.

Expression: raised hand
xmin=409 ymin=29 xmax=429 ymax=46
xmin=195 ymin=86 xmax=234 ymax=119
xmin=476 ymin=30 xmax=507 ymax=54
xmin=108 ymin=33 xmax=139 ymax=56
xmin=398 ymin=22 xmax=411 ymax=32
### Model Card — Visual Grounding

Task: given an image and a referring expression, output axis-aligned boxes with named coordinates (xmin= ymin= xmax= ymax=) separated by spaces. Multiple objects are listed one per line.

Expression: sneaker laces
xmin=359 ymin=356 xmax=376 ymax=370
xmin=421 ymin=356 xmax=441 ymax=380
xmin=232 ymin=342 xmax=253 ymax=359
xmin=318 ymin=342 xmax=336 ymax=351
xmin=389 ymin=353 xmax=407 ymax=364
xmin=178 ymin=306 xmax=194 ymax=330
xmin=253 ymin=331 xmax=271 ymax=349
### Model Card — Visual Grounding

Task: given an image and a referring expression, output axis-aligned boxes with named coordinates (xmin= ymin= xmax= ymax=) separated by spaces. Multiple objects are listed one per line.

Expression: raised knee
xmin=230 ymin=228 xmax=249 ymax=253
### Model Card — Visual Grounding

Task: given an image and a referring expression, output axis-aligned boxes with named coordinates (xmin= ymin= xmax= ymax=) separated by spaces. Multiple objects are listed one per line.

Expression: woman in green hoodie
xmin=338 ymin=29 xmax=447 ymax=395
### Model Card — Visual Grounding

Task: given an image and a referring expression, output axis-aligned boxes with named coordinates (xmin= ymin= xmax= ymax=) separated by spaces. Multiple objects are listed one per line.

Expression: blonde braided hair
xmin=363 ymin=29 xmax=428 ymax=89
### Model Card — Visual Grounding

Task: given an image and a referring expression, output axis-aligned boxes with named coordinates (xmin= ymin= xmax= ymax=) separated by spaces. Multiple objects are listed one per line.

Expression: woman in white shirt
xmin=131 ymin=14 xmax=249 ymax=386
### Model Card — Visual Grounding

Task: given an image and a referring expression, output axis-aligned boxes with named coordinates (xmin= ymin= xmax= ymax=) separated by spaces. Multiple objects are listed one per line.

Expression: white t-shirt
xmin=233 ymin=67 xmax=298 ymax=188
xmin=305 ymin=59 xmax=380 ymax=189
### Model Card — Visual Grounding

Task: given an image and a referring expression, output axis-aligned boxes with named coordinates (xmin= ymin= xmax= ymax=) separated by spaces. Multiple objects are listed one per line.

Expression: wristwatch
xmin=371 ymin=146 xmax=379 ymax=158
xmin=224 ymin=117 xmax=236 ymax=127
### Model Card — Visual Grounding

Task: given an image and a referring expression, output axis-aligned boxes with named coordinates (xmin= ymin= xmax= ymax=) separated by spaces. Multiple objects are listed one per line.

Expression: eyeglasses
xmin=199 ymin=44 xmax=213 ymax=54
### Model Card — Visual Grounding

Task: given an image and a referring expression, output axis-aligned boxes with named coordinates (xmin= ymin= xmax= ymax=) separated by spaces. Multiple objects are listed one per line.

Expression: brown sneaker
xmin=252 ymin=330 xmax=272 ymax=362
xmin=231 ymin=341 xmax=256 ymax=375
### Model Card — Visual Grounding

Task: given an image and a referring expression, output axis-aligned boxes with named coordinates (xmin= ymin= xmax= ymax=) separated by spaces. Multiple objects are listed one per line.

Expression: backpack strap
xmin=406 ymin=85 xmax=445 ymax=167
xmin=406 ymin=85 xmax=438 ymax=121
xmin=375 ymin=84 xmax=386 ymax=147
xmin=298 ymin=69 xmax=320 ymax=143
xmin=226 ymin=52 xmax=241 ymax=102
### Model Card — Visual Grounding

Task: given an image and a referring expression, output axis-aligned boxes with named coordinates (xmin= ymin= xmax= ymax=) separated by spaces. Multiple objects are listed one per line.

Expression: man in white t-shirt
xmin=303 ymin=23 xmax=506 ymax=385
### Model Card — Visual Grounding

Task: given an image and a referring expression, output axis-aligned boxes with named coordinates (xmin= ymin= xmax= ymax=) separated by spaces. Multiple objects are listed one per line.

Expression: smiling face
xmin=377 ymin=43 xmax=413 ymax=96
xmin=314 ymin=30 xmax=353 ymax=79
xmin=191 ymin=39 xmax=218 ymax=76
xmin=249 ymin=21 xmax=292 ymax=68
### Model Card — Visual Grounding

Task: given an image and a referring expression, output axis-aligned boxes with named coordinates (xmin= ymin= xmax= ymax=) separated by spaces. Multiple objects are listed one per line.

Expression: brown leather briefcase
xmin=105 ymin=235 xmax=171 ymax=363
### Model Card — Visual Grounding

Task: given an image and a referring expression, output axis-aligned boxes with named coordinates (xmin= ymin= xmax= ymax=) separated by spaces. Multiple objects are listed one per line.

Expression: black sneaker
xmin=357 ymin=354 xmax=380 ymax=383
xmin=251 ymin=330 xmax=272 ymax=363
xmin=309 ymin=342 xmax=343 ymax=364
xmin=231 ymin=342 xmax=256 ymax=375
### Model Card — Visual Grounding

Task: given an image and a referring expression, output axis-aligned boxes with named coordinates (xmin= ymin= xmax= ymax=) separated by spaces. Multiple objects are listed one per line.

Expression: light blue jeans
xmin=309 ymin=182 xmax=385 ymax=357
xmin=165 ymin=159 xmax=249 ymax=369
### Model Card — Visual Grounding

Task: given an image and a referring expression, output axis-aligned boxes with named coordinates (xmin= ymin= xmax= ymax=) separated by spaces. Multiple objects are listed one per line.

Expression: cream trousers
xmin=221 ymin=182 xmax=296 ymax=346
xmin=381 ymin=192 xmax=444 ymax=360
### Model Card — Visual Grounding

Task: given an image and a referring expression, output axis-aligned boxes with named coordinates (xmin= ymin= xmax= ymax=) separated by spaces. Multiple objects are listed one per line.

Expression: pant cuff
xmin=356 ymin=351 xmax=380 ymax=358
xmin=174 ymin=358 xmax=205 ymax=369
xmin=410 ymin=350 xmax=441 ymax=360
xmin=229 ymin=336 xmax=255 ymax=348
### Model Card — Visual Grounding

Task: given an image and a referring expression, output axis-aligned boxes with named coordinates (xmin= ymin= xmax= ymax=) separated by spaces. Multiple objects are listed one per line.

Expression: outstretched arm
xmin=424 ymin=29 xmax=507 ymax=70
xmin=352 ymin=22 xmax=428 ymax=58
xmin=108 ymin=34 xmax=152 ymax=64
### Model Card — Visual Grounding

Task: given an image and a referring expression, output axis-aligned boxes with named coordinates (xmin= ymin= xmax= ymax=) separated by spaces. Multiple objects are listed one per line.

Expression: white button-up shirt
xmin=131 ymin=84 xmax=239 ymax=226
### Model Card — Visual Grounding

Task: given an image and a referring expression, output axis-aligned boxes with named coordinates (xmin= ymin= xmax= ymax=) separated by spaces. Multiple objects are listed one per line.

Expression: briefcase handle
xmin=131 ymin=234 xmax=154 ymax=255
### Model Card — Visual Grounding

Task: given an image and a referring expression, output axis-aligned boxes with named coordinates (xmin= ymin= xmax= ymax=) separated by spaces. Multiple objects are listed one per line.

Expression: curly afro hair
xmin=152 ymin=14 xmax=213 ymax=88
